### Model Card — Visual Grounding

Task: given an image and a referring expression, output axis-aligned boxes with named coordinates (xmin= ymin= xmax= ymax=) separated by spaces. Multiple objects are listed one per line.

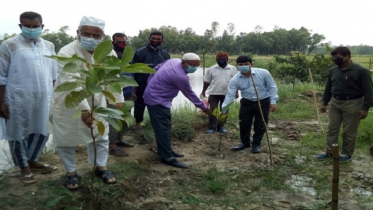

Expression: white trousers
xmin=57 ymin=139 xmax=109 ymax=173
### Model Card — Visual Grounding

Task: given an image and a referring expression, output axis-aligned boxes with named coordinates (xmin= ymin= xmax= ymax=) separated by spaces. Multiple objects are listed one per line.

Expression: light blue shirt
xmin=222 ymin=67 xmax=278 ymax=108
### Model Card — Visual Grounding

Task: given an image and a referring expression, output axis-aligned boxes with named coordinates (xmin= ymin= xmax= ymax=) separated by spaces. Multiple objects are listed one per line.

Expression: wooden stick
xmin=250 ymin=75 xmax=273 ymax=166
xmin=331 ymin=144 xmax=339 ymax=210
xmin=202 ymin=49 xmax=206 ymax=76
xmin=308 ymin=68 xmax=324 ymax=133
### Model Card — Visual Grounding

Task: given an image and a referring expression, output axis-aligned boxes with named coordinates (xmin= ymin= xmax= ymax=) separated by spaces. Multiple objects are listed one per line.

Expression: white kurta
xmin=0 ymin=34 xmax=57 ymax=140
xmin=53 ymin=40 xmax=124 ymax=147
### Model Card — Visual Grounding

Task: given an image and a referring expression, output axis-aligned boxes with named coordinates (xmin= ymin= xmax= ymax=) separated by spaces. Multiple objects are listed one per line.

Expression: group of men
xmin=1 ymin=11 xmax=372 ymax=190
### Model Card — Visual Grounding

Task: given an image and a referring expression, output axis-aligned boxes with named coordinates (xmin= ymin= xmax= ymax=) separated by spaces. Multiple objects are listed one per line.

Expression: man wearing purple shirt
xmin=144 ymin=53 xmax=211 ymax=168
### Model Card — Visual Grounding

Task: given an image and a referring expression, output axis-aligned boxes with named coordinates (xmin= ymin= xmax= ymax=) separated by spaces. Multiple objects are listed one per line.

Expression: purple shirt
xmin=144 ymin=58 xmax=206 ymax=110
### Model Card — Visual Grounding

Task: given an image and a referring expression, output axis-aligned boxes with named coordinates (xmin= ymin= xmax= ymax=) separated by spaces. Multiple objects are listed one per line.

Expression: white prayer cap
xmin=78 ymin=16 xmax=105 ymax=31
xmin=182 ymin=53 xmax=200 ymax=61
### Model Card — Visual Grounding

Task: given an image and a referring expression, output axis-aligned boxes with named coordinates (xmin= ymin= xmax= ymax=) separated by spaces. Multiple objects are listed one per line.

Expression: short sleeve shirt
xmin=203 ymin=64 xmax=238 ymax=95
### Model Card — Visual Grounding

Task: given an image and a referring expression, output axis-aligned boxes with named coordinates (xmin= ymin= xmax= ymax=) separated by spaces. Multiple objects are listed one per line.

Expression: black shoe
xmin=161 ymin=158 xmax=188 ymax=169
xmin=116 ymin=141 xmax=134 ymax=147
xmin=232 ymin=143 xmax=250 ymax=151
xmin=172 ymin=151 xmax=184 ymax=158
xmin=251 ymin=145 xmax=260 ymax=153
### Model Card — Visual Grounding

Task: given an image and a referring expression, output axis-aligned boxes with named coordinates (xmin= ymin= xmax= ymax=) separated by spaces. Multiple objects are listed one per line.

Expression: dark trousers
xmin=208 ymin=95 xmax=226 ymax=129
xmin=134 ymin=90 xmax=146 ymax=123
xmin=239 ymin=98 xmax=270 ymax=146
xmin=148 ymin=105 xmax=173 ymax=159
xmin=108 ymin=95 xmax=132 ymax=143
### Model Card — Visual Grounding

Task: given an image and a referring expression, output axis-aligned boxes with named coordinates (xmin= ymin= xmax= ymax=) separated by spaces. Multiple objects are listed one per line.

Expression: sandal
xmin=109 ymin=147 xmax=129 ymax=157
xmin=20 ymin=173 xmax=37 ymax=184
xmin=95 ymin=168 xmax=116 ymax=184
xmin=63 ymin=174 xmax=81 ymax=190
xmin=30 ymin=164 xmax=58 ymax=172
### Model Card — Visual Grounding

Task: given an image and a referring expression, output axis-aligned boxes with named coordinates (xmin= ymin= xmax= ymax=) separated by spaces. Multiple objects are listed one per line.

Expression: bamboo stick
xmin=308 ymin=68 xmax=324 ymax=133
xmin=250 ymin=75 xmax=273 ymax=166
xmin=331 ymin=144 xmax=339 ymax=210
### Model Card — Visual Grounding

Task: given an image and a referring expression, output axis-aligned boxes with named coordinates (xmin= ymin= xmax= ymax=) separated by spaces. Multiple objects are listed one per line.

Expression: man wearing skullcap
xmin=53 ymin=16 xmax=123 ymax=189
xmin=0 ymin=11 xmax=58 ymax=184
xmin=144 ymin=53 xmax=211 ymax=168
xmin=201 ymin=52 xmax=238 ymax=134
xmin=222 ymin=55 xmax=278 ymax=153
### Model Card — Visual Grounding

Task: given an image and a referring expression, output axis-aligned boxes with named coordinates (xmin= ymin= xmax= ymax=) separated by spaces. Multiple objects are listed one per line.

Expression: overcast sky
xmin=1 ymin=0 xmax=372 ymax=46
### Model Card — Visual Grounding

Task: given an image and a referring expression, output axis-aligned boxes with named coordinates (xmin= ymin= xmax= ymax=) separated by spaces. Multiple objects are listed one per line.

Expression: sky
xmin=1 ymin=0 xmax=372 ymax=46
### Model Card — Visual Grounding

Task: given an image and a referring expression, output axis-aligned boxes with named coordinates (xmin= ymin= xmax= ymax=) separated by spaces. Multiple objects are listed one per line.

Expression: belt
xmin=333 ymin=95 xmax=362 ymax=100
xmin=242 ymin=97 xmax=270 ymax=103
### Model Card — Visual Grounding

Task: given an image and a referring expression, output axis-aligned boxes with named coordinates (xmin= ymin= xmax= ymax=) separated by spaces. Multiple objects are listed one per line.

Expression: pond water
xmin=0 ymin=67 xmax=210 ymax=172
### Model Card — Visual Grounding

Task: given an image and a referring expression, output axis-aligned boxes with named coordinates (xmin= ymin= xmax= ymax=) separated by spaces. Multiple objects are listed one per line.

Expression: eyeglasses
xmin=150 ymin=38 xmax=162 ymax=41
xmin=80 ymin=31 xmax=103 ymax=39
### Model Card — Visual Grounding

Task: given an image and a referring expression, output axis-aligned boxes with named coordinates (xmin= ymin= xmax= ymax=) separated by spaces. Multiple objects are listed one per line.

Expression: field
xmin=1 ymin=55 xmax=373 ymax=210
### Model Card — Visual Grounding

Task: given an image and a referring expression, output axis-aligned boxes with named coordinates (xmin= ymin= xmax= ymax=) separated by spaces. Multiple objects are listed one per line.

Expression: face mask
xmin=22 ymin=26 xmax=42 ymax=39
xmin=185 ymin=65 xmax=198 ymax=74
xmin=217 ymin=60 xmax=227 ymax=68
xmin=150 ymin=41 xmax=161 ymax=48
xmin=80 ymin=36 xmax=102 ymax=51
xmin=333 ymin=57 xmax=345 ymax=66
xmin=113 ymin=43 xmax=126 ymax=51
xmin=238 ymin=65 xmax=251 ymax=73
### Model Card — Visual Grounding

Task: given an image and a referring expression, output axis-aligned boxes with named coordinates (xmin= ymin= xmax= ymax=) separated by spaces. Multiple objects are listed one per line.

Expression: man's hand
xmin=203 ymin=108 xmax=211 ymax=116
xmin=81 ymin=111 xmax=95 ymax=129
xmin=359 ymin=110 xmax=368 ymax=119
xmin=0 ymin=102 xmax=9 ymax=119
xmin=369 ymin=145 xmax=373 ymax=157
xmin=269 ymin=104 xmax=277 ymax=112
xmin=200 ymin=92 xmax=206 ymax=99
xmin=320 ymin=105 xmax=327 ymax=113
xmin=116 ymin=103 xmax=123 ymax=109
xmin=131 ymin=93 xmax=137 ymax=102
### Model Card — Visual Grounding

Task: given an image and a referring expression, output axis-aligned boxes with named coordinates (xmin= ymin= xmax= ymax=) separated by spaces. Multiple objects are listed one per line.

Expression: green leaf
xmin=62 ymin=63 xmax=82 ymax=73
xmin=121 ymin=46 xmax=134 ymax=64
xmin=71 ymin=76 xmax=86 ymax=83
xmin=122 ymin=115 xmax=135 ymax=127
xmin=218 ymin=113 xmax=228 ymax=124
xmin=107 ymin=83 xmax=122 ymax=94
xmin=55 ymin=81 xmax=81 ymax=92
xmin=116 ymin=119 xmax=123 ymax=131
xmin=72 ymin=109 xmax=82 ymax=119
xmin=65 ymin=206 xmax=81 ymax=210
xmin=77 ymin=69 xmax=92 ymax=77
xmin=221 ymin=102 xmax=233 ymax=114
xmin=51 ymin=186 xmax=72 ymax=196
xmin=94 ymin=107 xmax=124 ymax=120
xmin=114 ymin=75 xmax=138 ymax=87
xmin=97 ymin=69 xmax=105 ymax=81
xmin=121 ymin=101 xmax=134 ymax=112
xmin=102 ymin=90 xmax=116 ymax=104
xmin=95 ymin=120 xmax=105 ymax=136
xmin=46 ymin=54 xmax=88 ymax=65
xmin=65 ymin=89 xmax=90 ymax=108
xmin=105 ymin=69 xmax=122 ymax=80
xmin=86 ymin=76 xmax=102 ymax=93
xmin=93 ymin=40 xmax=113 ymax=63
xmin=104 ymin=117 xmax=121 ymax=131
xmin=122 ymin=63 xmax=156 ymax=74
xmin=44 ymin=196 xmax=65 ymax=208
xmin=212 ymin=107 xmax=219 ymax=116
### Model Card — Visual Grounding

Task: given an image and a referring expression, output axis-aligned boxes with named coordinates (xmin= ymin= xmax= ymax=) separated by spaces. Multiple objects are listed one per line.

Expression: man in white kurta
xmin=53 ymin=16 xmax=123 ymax=190
xmin=0 ymin=11 xmax=58 ymax=184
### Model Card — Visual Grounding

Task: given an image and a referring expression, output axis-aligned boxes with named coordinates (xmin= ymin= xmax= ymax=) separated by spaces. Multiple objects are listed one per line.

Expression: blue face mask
xmin=238 ymin=65 xmax=251 ymax=73
xmin=22 ymin=26 xmax=42 ymax=39
xmin=80 ymin=36 xmax=102 ymax=51
xmin=185 ymin=65 xmax=198 ymax=74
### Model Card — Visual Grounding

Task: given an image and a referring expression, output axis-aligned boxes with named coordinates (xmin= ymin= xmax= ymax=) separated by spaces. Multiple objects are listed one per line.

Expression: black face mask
xmin=333 ymin=57 xmax=345 ymax=66
xmin=217 ymin=59 xmax=227 ymax=67
xmin=150 ymin=41 xmax=161 ymax=48
xmin=113 ymin=43 xmax=126 ymax=52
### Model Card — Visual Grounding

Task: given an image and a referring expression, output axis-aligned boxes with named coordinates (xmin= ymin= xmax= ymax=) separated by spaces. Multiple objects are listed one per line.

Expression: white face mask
xmin=79 ymin=36 xmax=102 ymax=51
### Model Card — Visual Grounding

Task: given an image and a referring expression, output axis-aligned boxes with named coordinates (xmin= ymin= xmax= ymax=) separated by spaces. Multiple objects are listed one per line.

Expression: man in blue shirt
xmin=222 ymin=55 xmax=278 ymax=153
